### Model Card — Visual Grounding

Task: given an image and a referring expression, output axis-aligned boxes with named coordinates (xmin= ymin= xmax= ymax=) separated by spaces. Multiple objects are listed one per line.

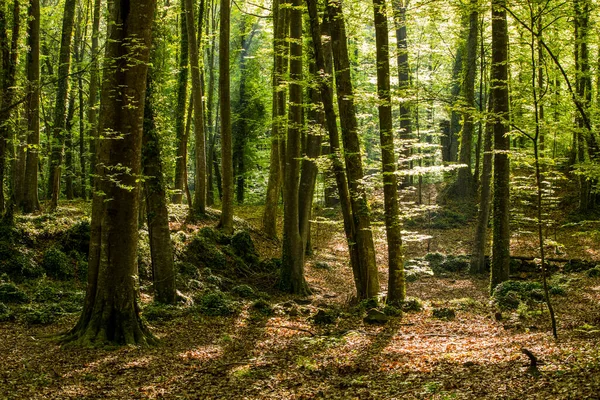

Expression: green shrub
xmin=492 ymin=280 xmax=561 ymax=310
xmin=258 ymin=258 xmax=281 ymax=271
xmin=587 ymin=266 xmax=600 ymax=278
xmin=33 ymin=284 xmax=64 ymax=303
xmin=21 ymin=304 xmax=63 ymax=325
xmin=424 ymin=253 xmax=445 ymax=269
xmin=143 ymin=302 xmax=184 ymax=322
xmin=0 ymin=283 xmax=29 ymax=304
xmin=230 ymin=231 xmax=259 ymax=266
xmin=197 ymin=292 xmax=238 ymax=316
xmin=251 ymin=299 xmax=273 ymax=315
xmin=383 ymin=305 xmax=403 ymax=317
xmin=0 ymin=302 xmax=12 ymax=322
xmin=401 ymin=297 xmax=424 ymax=312
xmin=232 ymin=284 xmax=255 ymax=298
xmin=439 ymin=255 xmax=470 ymax=272
xmin=198 ymin=227 xmax=230 ymax=245
xmin=0 ymin=243 xmax=42 ymax=279
xmin=61 ymin=220 xmax=91 ymax=256
xmin=42 ymin=247 xmax=74 ymax=280
xmin=186 ymin=235 xmax=227 ymax=270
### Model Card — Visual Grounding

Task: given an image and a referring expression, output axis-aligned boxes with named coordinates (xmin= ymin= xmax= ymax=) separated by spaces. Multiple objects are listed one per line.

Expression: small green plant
xmin=143 ymin=302 xmax=184 ymax=322
xmin=432 ymin=307 xmax=456 ymax=320
xmin=42 ymin=247 xmax=74 ymax=280
xmin=251 ymin=299 xmax=273 ymax=315
xmin=0 ymin=282 xmax=29 ymax=304
xmin=401 ymin=297 xmax=423 ymax=312
xmin=197 ymin=292 xmax=238 ymax=316
xmin=382 ymin=305 xmax=402 ymax=317
xmin=0 ymin=302 xmax=12 ymax=322
xmin=231 ymin=284 xmax=255 ymax=298
xmin=492 ymin=280 xmax=561 ymax=310
xmin=21 ymin=304 xmax=63 ymax=325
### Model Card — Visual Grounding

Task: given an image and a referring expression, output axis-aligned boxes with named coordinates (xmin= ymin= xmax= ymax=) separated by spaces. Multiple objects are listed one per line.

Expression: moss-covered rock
xmin=196 ymin=291 xmax=238 ymax=316
xmin=230 ymin=230 xmax=259 ymax=267
xmin=198 ymin=227 xmax=231 ymax=245
xmin=492 ymin=280 xmax=562 ymax=310
xmin=42 ymin=247 xmax=74 ymax=280
xmin=61 ymin=220 xmax=91 ymax=256
xmin=186 ymin=235 xmax=228 ymax=270
xmin=232 ymin=284 xmax=255 ymax=298
xmin=587 ymin=266 xmax=600 ymax=278
xmin=432 ymin=307 xmax=456 ymax=320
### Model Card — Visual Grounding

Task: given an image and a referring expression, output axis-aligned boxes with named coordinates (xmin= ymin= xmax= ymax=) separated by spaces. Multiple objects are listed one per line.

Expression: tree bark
xmin=455 ymin=0 xmax=478 ymax=198
xmin=0 ymin=0 xmax=19 ymax=213
xmin=184 ymin=0 xmax=206 ymax=217
xmin=217 ymin=0 xmax=233 ymax=233
xmin=172 ymin=0 xmax=189 ymax=205
xmin=328 ymin=0 xmax=379 ymax=300
xmin=373 ymin=0 xmax=405 ymax=303
xmin=62 ymin=0 xmax=157 ymax=347
xmin=22 ymin=0 xmax=40 ymax=213
xmin=262 ymin=0 xmax=287 ymax=238
xmin=280 ymin=0 xmax=309 ymax=295
xmin=47 ymin=0 xmax=77 ymax=211
xmin=143 ymin=62 xmax=176 ymax=305
xmin=87 ymin=0 xmax=102 ymax=201
xmin=490 ymin=0 xmax=510 ymax=291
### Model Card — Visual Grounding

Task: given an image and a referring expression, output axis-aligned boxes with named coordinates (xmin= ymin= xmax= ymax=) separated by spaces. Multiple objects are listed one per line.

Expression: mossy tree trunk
xmin=280 ymin=0 xmax=309 ymax=295
xmin=172 ymin=0 xmax=189 ymax=205
xmin=21 ymin=0 xmax=40 ymax=213
xmin=262 ymin=0 xmax=287 ymax=239
xmin=218 ymin=0 xmax=233 ymax=234
xmin=0 ymin=0 xmax=19 ymax=214
xmin=490 ymin=0 xmax=510 ymax=292
xmin=62 ymin=0 xmax=157 ymax=347
xmin=373 ymin=0 xmax=405 ymax=303
xmin=328 ymin=0 xmax=379 ymax=300
xmin=47 ymin=0 xmax=77 ymax=211
xmin=143 ymin=61 xmax=176 ymax=305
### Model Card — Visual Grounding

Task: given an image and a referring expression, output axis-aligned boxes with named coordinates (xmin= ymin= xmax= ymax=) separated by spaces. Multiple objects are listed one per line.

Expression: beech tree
xmin=62 ymin=0 xmax=157 ymax=346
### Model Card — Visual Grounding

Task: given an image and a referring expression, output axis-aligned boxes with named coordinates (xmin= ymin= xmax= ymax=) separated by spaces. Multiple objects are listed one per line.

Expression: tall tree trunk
xmin=490 ymin=0 xmax=510 ymax=291
xmin=172 ymin=0 xmax=189 ymax=205
xmin=76 ymin=3 xmax=86 ymax=199
xmin=205 ymin=0 xmax=217 ymax=206
xmin=184 ymin=0 xmax=206 ymax=217
xmin=280 ymin=0 xmax=309 ymax=295
xmin=22 ymin=0 xmax=40 ymax=213
xmin=47 ymin=0 xmax=77 ymax=211
xmin=143 ymin=62 xmax=176 ymax=305
xmin=0 ymin=0 xmax=19 ymax=213
xmin=306 ymin=0 xmax=361 ymax=295
xmin=62 ymin=0 xmax=158 ymax=347
xmin=87 ymin=0 xmax=101 ymax=200
xmin=262 ymin=0 xmax=287 ymax=238
xmin=328 ymin=0 xmax=379 ymax=300
xmin=455 ymin=0 xmax=478 ymax=198
xmin=218 ymin=0 xmax=233 ymax=233
xmin=373 ymin=0 xmax=405 ymax=303
xmin=391 ymin=0 xmax=412 ymax=178
xmin=65 ymin=86 xmax=76 ymax=200
xmin=470 ymin=98 xmax=492 ymax=274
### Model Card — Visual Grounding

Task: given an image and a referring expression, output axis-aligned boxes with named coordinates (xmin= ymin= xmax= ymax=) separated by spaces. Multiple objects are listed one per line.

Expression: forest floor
xmin=1 ymin=199 xmax=600 ymax=399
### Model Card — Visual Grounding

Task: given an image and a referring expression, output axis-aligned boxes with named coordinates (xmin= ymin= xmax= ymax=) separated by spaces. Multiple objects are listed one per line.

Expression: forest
xmin=0 ymin=0 xmax=599 ymax=397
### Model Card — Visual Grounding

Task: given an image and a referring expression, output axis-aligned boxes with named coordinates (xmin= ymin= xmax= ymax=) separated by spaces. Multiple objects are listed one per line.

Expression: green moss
xmin=21 ymin=304 xmax=64 ymax=325
xmin=230 ymin=230 xmax=259 ymax=267
xmin=198 ymin=227 xmax=230 ymax=245
xmin=186 ymin=235 xmax=227 ymax=270
xmin=401 ymin=297 xmax=424 ymax=312
xmin=232 ymin=284 xmax=255 ymax=298
xmin=432 ymin=307 xmax=456 ymax=320
xmin=42 ymin=247 xmax=74 ymax=280
xmin=61 ymin=220 xmax=91 ymax=256
xmin=587 ymin=266 xmax=600 ymax=278
xmin=251 ymin=299 xmax=273 ymax=315
xmin=383 ymin=305 xmax=403 ymax=317
xmin=492 ymin=280 xmax=562 ymax=310
xmin=0 ymin=302 xmax=12 ymax=322
xmin=143 ymin=302 xmax=185 ymax=322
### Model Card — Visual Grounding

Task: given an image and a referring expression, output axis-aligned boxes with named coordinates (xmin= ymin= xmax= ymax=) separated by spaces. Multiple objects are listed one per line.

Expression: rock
xmin=363 ymin=309 xmax=389 ymax=325
xmin=313 ymin=261 xmax=331 ymax=270
xmin=432 ymin=307 xmax=456 ymax=320
xmin=311 ymin=309 xmax=336 ymax=325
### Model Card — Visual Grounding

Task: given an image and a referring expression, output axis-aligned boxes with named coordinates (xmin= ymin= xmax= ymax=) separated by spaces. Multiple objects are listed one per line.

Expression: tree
xmin=184 ymin=0 xmax=207 ymax=217
xmin=62 ymin=0 xmax=158 ymax=346
xmin=47 ymin=0 xmax=77 ymax=211
xmin=87 ymin=0 xmax=102 ymax=200
xmin=172 ymin=0 xmax=189 ymax=205
xmin=490 ymin=0 xmax=510 ymax=291
xmin=328 ymin=0 xmax=379 ymax=300
xmin=218 ymin=0 xmax=234 ymax=233
xmin=373 ymin=0 xmax=405 ymax=303
xmin=21 ymin=0 xmax=40 ymax=214
xmin=280 ymin=0 xmax=309 ymax=295
xmin=0 ymin=0 xmax=19 ymax=214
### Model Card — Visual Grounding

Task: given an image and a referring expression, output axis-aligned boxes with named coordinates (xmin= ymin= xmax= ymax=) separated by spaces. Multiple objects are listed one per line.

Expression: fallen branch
xmin=268 ymin=325 xmax=316 ymax=336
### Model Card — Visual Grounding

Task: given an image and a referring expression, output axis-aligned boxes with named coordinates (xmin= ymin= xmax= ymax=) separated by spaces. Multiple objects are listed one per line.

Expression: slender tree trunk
xmin=22 ymin=0 xmax=40 ymax=213
xmin=262 ymin=0 xmax=287 ymax=238
xmin=47 ymin=0 xmax=77 ymax=211
xmin=0 ymin=0 xmax=19 ymax=213
xmin=280 ymin=0 xmax=309 ymax=295
xmin=373 ymin=0 xmax=405 ymax=303
xmin=470 ymin=98 xmax=492 ymax=274
xmin=62 ymin=0 xmax=158 ymax=347
xmin=143 ymin=63 xmax=176 ymax=305
xmin=391 ymin=0 xmax=412 ymax=178
xmin=172 ymin=0 xmax=189 ymax=204
xmin=76 ymin=4 xmax=86 ymax=199
xmin=455 ymin=0 xmax=478 ymax=198
xmin=490 ymin=0 xmax=510 ymax=291
xmin=205 ymin=0 xmax=216 ymax=206
xmin=184 ymin=0 xmax=206 ymax=216
xmin=87 ymin=0 xmax=101 ymax=200
xmin=65 ymin=86 xmax=76 ymax=200
xmin=218 ymin=0 xmax=233 ymax=233
xmin=328 ymin=0 xmax=379 ymax=300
